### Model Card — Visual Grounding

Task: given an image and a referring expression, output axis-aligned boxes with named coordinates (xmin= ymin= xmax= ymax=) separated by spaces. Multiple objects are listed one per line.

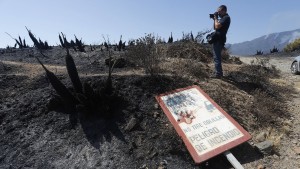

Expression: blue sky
xmin=0 ymin=0 xmax=300 ymax=48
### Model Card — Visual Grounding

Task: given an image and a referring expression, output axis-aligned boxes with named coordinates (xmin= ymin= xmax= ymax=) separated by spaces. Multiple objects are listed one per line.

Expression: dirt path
xmin=1 ymin=60 xmax=147 ymax=79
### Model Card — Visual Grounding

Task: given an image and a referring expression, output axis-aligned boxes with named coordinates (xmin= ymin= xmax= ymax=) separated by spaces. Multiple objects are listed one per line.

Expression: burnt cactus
xmin=65 ymin=48 xmax=83 ymax=94
xmin=26 ymin=27 xmax=51 ymax=50
xmin=5 ymin=32 xmax=29 ymax=49
xmin=58 ymin=32 xmax=85 ymax=52
xmin=74 ymin=35 xmax=85 ymax=52
xmin=35 ymin=56 xmax=79 ymax=105
xmin=168 ymin=32 xmax=173 ymax=43
xmin=256 ymin=50 xmax=263 ymax=55
xmin=36 ymin=50 xmax=118 ymax=120
xmin=270 ymin=46 xmax=279 ymax=53
xmin=15 ymin=36 xmax=29 ymax=48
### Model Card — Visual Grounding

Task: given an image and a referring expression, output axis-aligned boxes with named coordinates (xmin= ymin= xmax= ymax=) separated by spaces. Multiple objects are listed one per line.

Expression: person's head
xmin=217 ymin=5 xmax=227 ymax=17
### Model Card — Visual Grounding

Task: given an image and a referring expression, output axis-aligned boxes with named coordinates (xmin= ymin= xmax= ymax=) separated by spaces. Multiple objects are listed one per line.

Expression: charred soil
xmin=0 ymin=44 xmax=299 ymax=169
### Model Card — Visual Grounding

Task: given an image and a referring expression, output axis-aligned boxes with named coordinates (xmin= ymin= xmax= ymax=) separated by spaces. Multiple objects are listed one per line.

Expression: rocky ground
xmin=239 ymin=55 xmax=300 ymax=169
xmin=0 ymin=46 xmax=300 ymax=169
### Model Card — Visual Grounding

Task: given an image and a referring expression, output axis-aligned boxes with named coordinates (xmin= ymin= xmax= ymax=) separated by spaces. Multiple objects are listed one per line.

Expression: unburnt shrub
xmin=227 ymin=56 xmax=242 ymax=64
xmin=180 ymin=30 xmax=210 ymax=43
xmin=251 ymin=57 xmax=279 ymax=75
xmin=125 ymin=33 xmax=163 ymax=76
xmin=166 ymin=41 xmax=212 ymax=62
xmin=194 ymin=30 xmax=210 ymax=43
xmin=182 ymin=60 xmax=209 ymax=78
xmin=284 ymin=38 xmax=300 ymax=52
xmin=161 ymin=58 xmax=209 ymax=79
xmin=251 ymin=56 xmax=271 ymax=68
xmin=221 ymin=47 xmax=230 ymax=61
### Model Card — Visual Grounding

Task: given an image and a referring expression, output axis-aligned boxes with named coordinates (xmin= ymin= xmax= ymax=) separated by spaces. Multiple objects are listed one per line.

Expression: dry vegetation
xmin=124 ymin=34 xmax=294 ymax=141
xmin=284 ymin=38 xmax=300 ymax=52
xmin=0 ymin=32 xmax=297 ymax=168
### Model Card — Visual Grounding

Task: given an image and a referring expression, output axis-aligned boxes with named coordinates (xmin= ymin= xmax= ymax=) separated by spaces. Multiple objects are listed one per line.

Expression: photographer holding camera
xmin=209 ymin=5 xmax=231 ymax=78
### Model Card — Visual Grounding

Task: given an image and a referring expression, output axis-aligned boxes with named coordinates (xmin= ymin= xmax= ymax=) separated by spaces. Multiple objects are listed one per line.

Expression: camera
xmin=209 ymin=12 xmax=218 ymax=19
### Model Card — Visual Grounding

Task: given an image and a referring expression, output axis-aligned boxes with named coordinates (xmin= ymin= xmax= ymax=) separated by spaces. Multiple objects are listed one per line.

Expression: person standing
xmin=210 ymin=5 xmax=231 ymax=78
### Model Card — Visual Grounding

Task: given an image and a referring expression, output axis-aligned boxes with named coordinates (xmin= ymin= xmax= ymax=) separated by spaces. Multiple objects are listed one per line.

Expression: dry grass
xmin=160 ymin=58 xmax=210 ymax=79
xmin=166 ymin=41 xmax=212 ymax=62
xmin=284 ymin=38 xmax=300 ymax=52
xmin=224 ymin=61 xmax=294 ymax=131
xmin=125 ymin=34 xmax=162 ymax=76
xmin=125 ymin=38 xmax=293 ymax=133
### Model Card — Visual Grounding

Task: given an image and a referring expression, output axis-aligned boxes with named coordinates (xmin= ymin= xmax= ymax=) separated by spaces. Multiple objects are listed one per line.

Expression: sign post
xmin=224 ymin=151 xmax=244 ymax=169
xmin=155 ymin=85 xmax=251 ymax=165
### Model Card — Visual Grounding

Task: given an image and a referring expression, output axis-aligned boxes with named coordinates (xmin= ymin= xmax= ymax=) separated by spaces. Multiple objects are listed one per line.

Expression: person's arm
xmin=214 ymin=16 xmax=222 ymax=30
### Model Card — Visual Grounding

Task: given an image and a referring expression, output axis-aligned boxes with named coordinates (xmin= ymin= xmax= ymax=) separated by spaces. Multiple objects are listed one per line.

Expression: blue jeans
xmin=212 ymin=42 xmax=223 ymax=76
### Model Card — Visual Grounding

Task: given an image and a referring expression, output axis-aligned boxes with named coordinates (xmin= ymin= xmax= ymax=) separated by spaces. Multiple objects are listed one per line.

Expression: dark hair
xmin=219 ymin=5 xmax=227 ymax=12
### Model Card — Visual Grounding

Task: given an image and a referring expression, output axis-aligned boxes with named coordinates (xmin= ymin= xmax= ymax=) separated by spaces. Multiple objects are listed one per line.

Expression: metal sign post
xmin=156 ymin=85 xmax=251 ymax=165
xmin=224 ymin=151 xmax=244 ymax=169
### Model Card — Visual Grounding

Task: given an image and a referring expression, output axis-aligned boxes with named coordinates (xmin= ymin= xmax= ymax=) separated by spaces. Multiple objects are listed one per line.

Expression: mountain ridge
xmin=228 ymin=28 xmax=300 ymax=56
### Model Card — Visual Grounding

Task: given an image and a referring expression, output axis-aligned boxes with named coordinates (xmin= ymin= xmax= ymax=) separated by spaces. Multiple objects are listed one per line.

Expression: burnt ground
xmin=0 ymin=46 xmax=300 ymax=169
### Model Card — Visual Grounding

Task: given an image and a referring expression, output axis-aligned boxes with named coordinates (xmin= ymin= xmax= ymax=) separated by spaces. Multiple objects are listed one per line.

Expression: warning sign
xmin=155 ymin=85 xmax=251 ymax=163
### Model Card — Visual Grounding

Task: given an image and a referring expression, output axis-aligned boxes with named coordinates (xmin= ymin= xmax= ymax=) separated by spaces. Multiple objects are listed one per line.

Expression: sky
xmin=0 ymin=0 xmax=300 ymax=48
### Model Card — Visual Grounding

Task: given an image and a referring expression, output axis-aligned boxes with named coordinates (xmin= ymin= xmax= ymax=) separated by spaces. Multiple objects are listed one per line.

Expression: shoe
xmin=210 ymin=74 xmax=223 ymax=79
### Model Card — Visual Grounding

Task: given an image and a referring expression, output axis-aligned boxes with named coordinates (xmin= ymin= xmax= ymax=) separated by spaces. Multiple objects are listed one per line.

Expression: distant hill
xmin=228 ymin=28 xmax=300 ymax=56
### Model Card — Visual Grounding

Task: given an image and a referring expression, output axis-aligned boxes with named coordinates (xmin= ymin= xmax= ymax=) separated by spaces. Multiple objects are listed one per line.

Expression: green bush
xmin=284 ymin=38 xmax=300 ymax=52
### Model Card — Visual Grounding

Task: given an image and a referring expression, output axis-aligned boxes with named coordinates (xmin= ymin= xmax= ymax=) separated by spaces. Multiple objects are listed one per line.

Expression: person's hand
xmin=214 ymin=12 xmax=218 ymax=20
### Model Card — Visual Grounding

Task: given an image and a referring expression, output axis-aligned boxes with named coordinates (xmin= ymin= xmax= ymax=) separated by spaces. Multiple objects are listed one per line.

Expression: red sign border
xmin=155 ymin=85 xmax=252 ymax=164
